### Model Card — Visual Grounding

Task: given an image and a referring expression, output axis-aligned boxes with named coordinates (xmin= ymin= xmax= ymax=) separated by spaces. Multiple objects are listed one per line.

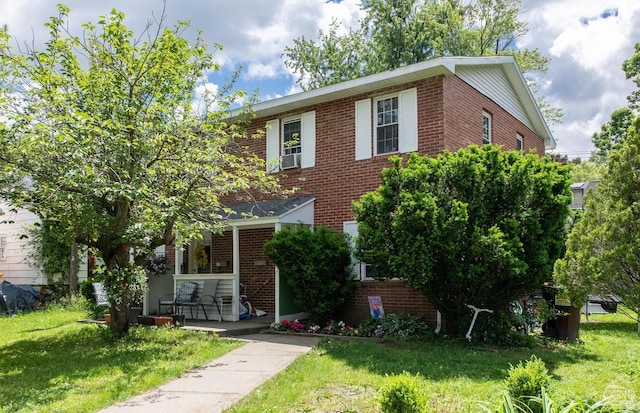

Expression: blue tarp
xmin=0 ymin=281 xmax=39 ymax=315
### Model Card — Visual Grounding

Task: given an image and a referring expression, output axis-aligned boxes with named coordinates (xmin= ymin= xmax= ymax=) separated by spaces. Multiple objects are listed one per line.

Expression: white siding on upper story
xmin=0 ymin=202 xmax=89 ymax=286
xmin=456 ymin=65 xmax=535 ymax=133
xmin=0 ymin=203 xmax=41 ymax=284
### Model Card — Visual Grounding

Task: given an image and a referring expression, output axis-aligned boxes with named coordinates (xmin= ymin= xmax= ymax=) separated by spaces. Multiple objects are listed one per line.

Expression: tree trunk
xmin=103 ymin=244 xmax=134 ymax=338
xmin=68 ymin=241 xmax=79 ymax=297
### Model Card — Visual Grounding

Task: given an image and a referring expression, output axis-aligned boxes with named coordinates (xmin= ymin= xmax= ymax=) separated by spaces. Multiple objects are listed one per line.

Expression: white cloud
xmin=3 ymin=0 xmax=639 ymax=159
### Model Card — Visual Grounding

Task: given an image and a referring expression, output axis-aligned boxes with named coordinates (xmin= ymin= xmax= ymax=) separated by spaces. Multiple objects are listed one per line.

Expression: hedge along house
xmin=156 ymin=55 xmax=554 ymax=325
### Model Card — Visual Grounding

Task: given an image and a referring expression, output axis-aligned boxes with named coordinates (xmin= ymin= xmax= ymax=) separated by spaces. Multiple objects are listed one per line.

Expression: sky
xmin=1 ymin=0 xmax=639 ymax=159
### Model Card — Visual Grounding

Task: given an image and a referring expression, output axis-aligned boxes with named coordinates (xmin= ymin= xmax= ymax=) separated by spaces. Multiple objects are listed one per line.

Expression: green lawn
xmin=0 ymin=304 xmax=242 ymax=413
xmin=1 ymin=306 xmax=638 ymax=412
xmin=227 ymin=312 xmax=640 ymax=412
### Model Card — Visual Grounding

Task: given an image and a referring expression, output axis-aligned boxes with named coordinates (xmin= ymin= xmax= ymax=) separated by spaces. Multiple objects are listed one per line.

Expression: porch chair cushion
xmin=92 ymin=282 xmax=109 ymax=307
xmin=158 ymin=282 xmax=199 ymax=316
xmin=174 ymin=282 xmax=198 ymax=303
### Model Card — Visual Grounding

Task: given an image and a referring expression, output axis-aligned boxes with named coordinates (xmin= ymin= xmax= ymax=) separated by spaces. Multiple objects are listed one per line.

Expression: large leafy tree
xmin=591 ymin=42 xmax=640 ymax=163
xmin=623 ymin=41 xmax=640 ymax=111
xmin=354 ymin=146 xmax=571 ymax=335
xmin=555 ymin=115 xmax=640 ymax=329
xmin=284 ymin=0 xmax=560 ymax=124
xmin=0 ymin=6 xmax=281 ymax=336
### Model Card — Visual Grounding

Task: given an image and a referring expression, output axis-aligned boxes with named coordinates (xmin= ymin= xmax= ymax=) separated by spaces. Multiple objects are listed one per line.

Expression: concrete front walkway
xmin=98 ymin=333 xmax=320 ymax=413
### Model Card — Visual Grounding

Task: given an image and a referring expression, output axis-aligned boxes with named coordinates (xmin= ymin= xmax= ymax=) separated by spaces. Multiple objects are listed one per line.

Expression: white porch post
xmin=174 ymin=241 xmax=181 ymax=276
xmin=232 ymin=225 xmax=240 ymax=321
xmin=274 ymin=223 xmax=282 ymax=322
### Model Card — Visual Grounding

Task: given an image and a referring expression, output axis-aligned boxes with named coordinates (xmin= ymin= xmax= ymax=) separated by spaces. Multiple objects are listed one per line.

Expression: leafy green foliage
xmin=263 ymin=226 xmax=357 ymax=324
xmin=483 ymin=388 xmax=622 ymax=413
xmin=623 ymin=41 xmax=640 ymax=111
xmin=555 ymin=116 xmax=640 ymax=315
xmin=23 ymin=221 xmax=71 ymax=286
xmin=589 ymin=41 xmax=640 ymax=164
xmin=354 ymin=146 xmax=571 ymax=335
xmin=283 ymin=0 xmax=561 ymax=124
xmin=505 ymin=355 xmax=551 ymax=402
xmin=591 ymin=107 xmax=636 ymax=164
xmin=359 ymin=313 xmax=431 ymax=339
xmin=378 ymin=371 xmax=429 ymax=413
xmin=0 ymin=6 xmax=283 ymax=336
xmin=568 ymin=161 xmax=605 ymax=182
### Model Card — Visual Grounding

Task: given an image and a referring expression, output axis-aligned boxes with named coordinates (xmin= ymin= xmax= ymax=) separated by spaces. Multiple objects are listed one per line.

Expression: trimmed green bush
xmin=506 ymin=355 xmax=551 ymax=402
xmin=379 ymin=371 xmax=429 ymax=413
xmin=264 ymin=225 xmax=357 ymax=324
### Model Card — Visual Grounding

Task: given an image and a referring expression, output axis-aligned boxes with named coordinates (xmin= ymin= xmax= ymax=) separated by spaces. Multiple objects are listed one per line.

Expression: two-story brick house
xmin=159 ymin=55 xmax=554 ymax=326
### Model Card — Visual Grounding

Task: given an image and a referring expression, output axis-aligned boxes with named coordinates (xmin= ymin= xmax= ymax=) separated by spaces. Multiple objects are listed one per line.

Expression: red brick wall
xmin=342 ymin=280 xmax=440 ymax=328
xmin=443 ymin=76 xmax=545 ymax=153
xmin=239 ymin=228 xmax=276 ymax=313
xmin=210 ymin=229 xmax=276 ymax=313
xmin=211 ymin=232 xmax=233 ymax=273
xmin=245 ymin=73 xmax=546 ymax=231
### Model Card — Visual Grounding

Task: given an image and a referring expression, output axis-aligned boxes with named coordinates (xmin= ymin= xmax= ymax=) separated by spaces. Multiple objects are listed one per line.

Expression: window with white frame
xmin=375 ymin=96 xmax=399 ymax=154
xmin=355 ymin=87 xmax=418 ymax=160
xmin=482 ymin=111 xmax=492 ymax=145
xmin=283 ymin=118 xmax=302 ymax=156
xmin=516 ymin=133 xmax=523 ymax=151
xmin=0 ymin=236 xmax=7 ymax=261
xmin=265 ymin=111 xmax=316 ymax=172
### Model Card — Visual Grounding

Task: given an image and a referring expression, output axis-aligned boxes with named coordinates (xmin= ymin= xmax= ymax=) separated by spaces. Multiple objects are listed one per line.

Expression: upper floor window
xmin=355 ymin=87 xmax=418 ymax=160
xmin=265 ymin=111 xmax=316 ymax=172
xmin=516 ymin=133 xmax=523 ymax=151
xmin=375 ymin=96 xmax=399 ymax=155
xmin=482 ymin=111 xmax=492 ymax=145
xmin=283 ymin=119 xmax=302 ymax=156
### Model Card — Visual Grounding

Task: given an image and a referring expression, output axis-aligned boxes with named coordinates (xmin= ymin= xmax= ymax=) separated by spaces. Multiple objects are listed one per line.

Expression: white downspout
xmin=434 ymin=311 xmax=442 ymax=334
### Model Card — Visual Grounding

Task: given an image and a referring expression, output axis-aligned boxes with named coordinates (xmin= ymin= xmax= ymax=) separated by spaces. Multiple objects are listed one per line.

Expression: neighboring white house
xmin=0 ymin=201 xmax=88 ymax=285
xmin=570 ymin=181 xmax=599 ymax=211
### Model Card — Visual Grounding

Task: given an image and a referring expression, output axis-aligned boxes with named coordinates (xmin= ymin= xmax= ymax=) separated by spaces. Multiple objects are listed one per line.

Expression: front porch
xmin=144 ymin=197 xmax=315 ymax=323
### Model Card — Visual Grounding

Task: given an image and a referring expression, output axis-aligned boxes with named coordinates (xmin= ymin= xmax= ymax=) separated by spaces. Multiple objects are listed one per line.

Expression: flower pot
xmin=104 ymin=314 xmax=111 ymax=324
xmin=154 ymin=316 xmax=173 ymax=326
xmin=137 ymin=315 xmax=155 ymax=326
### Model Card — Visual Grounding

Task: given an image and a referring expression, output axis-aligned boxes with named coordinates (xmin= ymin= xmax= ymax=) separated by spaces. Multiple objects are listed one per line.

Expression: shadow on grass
xmin=0 ymin=324 xmax=209 ymax=411
xmin=313 ymin=332 xmax=599 ymax=384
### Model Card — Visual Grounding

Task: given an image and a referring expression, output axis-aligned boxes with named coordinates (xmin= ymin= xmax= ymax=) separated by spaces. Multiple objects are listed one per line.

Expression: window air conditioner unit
xmin=280 ymin=153 xmax=300 ymax=169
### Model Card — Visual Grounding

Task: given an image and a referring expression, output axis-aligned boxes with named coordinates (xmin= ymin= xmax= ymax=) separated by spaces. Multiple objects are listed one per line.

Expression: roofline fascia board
xmin=230 ymin=55 xmax=555 ymax=149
